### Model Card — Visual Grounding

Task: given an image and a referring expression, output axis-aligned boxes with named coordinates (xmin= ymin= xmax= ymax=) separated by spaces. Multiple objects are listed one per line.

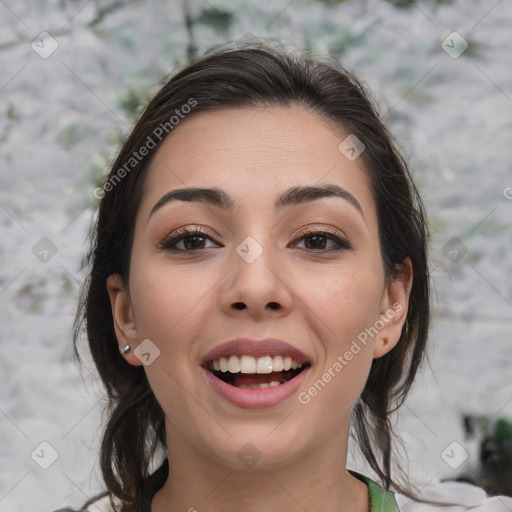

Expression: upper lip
xmin=200 ymin=338 xmax=312 ymax=366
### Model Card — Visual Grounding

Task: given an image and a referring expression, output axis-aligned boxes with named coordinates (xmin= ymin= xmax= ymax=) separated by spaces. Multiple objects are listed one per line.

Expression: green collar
xmin=349 ymin=470 xmax=399 ymax=512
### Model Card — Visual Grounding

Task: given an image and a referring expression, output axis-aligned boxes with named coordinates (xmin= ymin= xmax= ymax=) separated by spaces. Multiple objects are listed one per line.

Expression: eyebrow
xmin=148 ymin=183 xmax=364 ymax=222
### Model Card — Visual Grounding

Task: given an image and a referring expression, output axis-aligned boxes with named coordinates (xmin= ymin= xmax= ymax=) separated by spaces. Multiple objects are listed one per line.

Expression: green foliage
xmin=314 ymin=0 xmax=350 ymax=6
xmin=196 ymin=7 xmax=234 ymax=33
xmin=462 ymin=414 xmax=512 ymax=496
xmin=385 ymin=0 xmax=415 ymax=6
xmin=90 ymin=25 xmax=137 ymax=50
xmin=386 ymin=0 xmax=457 ymax=6
xmin=480 ymin=416 xmax=512 ymax=496
xmin=82 ymin=73 xmax=160 ymax=205
xmin=57 ymin=123 xmax=90 ymax=149
xmin=115 ymin=79 xmax=155 ymax=124
xmin=82 ymin=127 xmax=126 ymax=207
xmin=493 ymin=418 xmax=512 ymax=447
xmin=328 ymin=25 xmax=365 ymax=54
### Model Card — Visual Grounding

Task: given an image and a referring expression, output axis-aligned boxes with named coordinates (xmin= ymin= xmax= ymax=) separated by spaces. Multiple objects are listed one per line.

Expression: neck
xmin=151 ymin=418 xmax=369 ymax=512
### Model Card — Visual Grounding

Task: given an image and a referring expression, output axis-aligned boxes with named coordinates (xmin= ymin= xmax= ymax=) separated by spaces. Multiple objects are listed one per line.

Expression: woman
xmin=57 ymin=40 xmax=512 ymax=512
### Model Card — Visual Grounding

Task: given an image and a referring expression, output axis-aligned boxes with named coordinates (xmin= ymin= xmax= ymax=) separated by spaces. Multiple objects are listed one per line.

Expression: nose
xmin=218 ymin=241 xmax=293 ymax=320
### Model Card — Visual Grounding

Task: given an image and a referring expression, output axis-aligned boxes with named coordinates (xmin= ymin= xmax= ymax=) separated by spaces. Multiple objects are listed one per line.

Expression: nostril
xmin=232 ymin=302 xmax=280 ymax=310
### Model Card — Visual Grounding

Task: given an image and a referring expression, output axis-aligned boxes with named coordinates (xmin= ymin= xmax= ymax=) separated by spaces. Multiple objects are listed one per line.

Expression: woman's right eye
xmin=159 ymin=229 xmax=222 ymax=252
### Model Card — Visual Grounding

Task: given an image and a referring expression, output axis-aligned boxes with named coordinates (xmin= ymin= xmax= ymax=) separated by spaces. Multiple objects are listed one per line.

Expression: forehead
xmin=141 ymin=106 xmax=376 ymax=220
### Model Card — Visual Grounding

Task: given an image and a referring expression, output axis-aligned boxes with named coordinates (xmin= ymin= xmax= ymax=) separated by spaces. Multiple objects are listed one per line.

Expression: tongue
xmin=233 ymin=371 xmax=286 ymax=387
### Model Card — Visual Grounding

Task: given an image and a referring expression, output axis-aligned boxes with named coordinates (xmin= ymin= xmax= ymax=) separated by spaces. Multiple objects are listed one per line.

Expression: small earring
xmin=120 ymin=345 xmax=131 ymax=355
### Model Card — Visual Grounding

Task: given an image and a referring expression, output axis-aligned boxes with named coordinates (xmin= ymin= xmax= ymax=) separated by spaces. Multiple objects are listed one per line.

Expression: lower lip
xmin=201 ymin=366 xmax=310 ymax=409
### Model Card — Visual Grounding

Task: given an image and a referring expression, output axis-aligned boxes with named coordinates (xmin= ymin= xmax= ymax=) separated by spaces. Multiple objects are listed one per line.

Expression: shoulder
xmin=392 ymin=477 xmax=512 ymax=511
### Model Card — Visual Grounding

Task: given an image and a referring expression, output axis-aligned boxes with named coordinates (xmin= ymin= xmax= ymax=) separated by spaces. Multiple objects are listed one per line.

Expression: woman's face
xmin=108 ymin=105 xmax=410 ymax=470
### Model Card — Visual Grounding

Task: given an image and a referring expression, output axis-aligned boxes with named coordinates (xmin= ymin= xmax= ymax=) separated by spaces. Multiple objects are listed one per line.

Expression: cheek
xmin=301 ymin=262 xmax=382 ymax=404
xmin=129 ymin=253 xmax=214 ymax=346
xmin=303 ymin=262 xmax=383 ymax=341
xmin=300 ymin=271 xmax=379 ymax=416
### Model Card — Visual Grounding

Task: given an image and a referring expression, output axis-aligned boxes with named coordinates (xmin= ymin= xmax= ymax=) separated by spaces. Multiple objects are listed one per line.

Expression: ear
xmin=373 ymin=258 xmax=413 ymax=359
xmin=106 ymin=273 xmax=142 ymax=366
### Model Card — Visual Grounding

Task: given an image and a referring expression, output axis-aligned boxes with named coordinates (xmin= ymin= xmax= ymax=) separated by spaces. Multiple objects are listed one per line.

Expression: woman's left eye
xmin=292 ymin=229 xmax=353 ymax=252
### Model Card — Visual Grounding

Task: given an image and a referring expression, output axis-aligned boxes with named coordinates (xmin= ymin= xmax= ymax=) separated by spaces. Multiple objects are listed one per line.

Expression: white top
xmin=86 ymin=477 xmax=512 ymax=511
xmin=393 ymin=478 xmax=512 ymax=511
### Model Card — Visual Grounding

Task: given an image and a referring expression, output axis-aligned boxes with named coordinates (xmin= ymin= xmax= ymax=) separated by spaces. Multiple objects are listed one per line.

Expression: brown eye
xmin=159 ymin=228 xmax=222 ymax=252
xmin=292 ymin=228 xmax=353 ymax=252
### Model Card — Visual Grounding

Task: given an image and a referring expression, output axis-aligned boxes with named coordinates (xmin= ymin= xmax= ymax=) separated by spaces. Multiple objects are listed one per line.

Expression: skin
xmin=107 ymin=105 xmax=412 ymax=512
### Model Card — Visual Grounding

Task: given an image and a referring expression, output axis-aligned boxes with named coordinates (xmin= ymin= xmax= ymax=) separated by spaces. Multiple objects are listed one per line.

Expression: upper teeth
xmin=211 ymin=355 xmax=303 ymax=374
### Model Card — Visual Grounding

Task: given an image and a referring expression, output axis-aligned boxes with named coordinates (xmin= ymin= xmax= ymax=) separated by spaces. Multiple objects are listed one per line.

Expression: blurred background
xmin=0 ymin=0 xmax=511 ymax=510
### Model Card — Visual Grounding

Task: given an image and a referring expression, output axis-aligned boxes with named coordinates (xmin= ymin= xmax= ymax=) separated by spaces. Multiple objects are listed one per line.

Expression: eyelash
xmin=158 ymin=226 xmax=353 ymax=253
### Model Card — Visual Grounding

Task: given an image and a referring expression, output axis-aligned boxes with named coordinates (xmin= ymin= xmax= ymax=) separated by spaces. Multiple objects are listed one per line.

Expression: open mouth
xmin=203 ymin=356 xmax=311 ymax=389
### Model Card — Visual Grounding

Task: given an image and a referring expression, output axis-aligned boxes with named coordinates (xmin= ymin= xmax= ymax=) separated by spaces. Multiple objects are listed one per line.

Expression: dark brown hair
xmin=74 ymin=39 xmax=430 ymax=511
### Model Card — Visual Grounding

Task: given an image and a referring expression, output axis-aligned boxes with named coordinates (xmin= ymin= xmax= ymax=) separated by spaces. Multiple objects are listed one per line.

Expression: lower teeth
xmin=238 ymin=381 xmax=282 ymax=389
